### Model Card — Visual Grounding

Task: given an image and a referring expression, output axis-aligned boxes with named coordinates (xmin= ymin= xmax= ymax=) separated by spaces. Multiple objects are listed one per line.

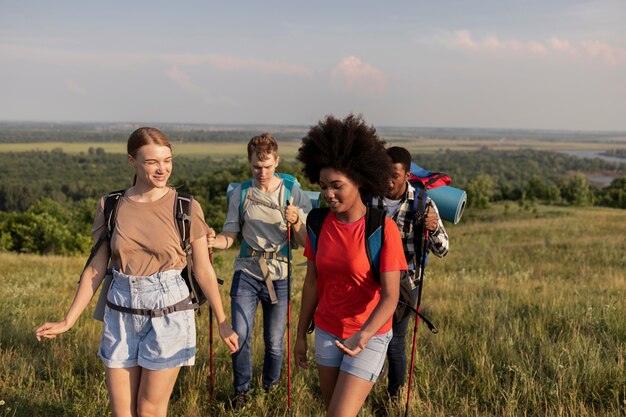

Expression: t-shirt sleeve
xmin=221 ymin=184 xmax=242 ymax=234
xmin=190 ymin=199 xmax=210 ymax=243
xmin=90 ymin=197 xmax=106 ymax=243
xmin=380 ymin=217 xmax=408 ymax=273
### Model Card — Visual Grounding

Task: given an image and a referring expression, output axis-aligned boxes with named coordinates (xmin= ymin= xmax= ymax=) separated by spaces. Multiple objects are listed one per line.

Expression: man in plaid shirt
xmin=367 ymin=146 xmax=449 ymax=399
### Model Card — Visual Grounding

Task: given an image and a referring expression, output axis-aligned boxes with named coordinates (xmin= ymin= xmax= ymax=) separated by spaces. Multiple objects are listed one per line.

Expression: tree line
xmin=0 ymin=148 xmax=624 ymax=255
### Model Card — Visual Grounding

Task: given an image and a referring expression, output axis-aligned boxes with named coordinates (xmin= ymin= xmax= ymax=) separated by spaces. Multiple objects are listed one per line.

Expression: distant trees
xmin=597 ymin=177 xmax=626 ymax=208
xmin=0 ymin=147 xmax=624 ymax=255
xmin=0 ymin=198 xmax=94 ymax=255
xmin=560 ymin=174 xmax=595 ymax=206
xmin=466 ymin=174 xmax=496 ymax=209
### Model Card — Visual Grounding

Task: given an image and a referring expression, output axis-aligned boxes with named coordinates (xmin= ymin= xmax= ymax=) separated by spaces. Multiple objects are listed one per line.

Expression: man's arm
xmin=426 ymin=199 xmax=449 ymax=257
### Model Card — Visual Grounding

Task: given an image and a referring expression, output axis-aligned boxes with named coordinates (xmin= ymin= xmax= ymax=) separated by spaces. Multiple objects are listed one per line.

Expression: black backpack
xmin=87 ymin=189 xmax=212 ymax=318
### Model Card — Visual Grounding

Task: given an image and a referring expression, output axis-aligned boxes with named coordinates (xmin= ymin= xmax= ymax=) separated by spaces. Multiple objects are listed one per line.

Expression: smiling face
xmin=319 ymin=167 xmax=362 ymax=215
xmin=129 ymin=143 xmax=173 ymax=189
xmin=250 ymin=152 xmax=279 ymax=188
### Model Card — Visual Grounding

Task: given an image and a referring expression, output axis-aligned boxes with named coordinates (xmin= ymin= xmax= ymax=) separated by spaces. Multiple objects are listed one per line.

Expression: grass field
xmin=1 ymin=204 xmax=625 ymax=416
xmin=1 ymin=138 xmax=624 ymax=159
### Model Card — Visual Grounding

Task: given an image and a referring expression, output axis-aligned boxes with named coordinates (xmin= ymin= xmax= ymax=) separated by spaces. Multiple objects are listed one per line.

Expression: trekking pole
xmin=404 ymin=229 xmax=429 ymax=417
xmin=286 ymin=204 xmax=293 ymax=412
xmin=209 ymin=249 xmax=215 ymax=400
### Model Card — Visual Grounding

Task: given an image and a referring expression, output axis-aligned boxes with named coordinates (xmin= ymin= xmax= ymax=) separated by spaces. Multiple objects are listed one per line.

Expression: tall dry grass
xmin=1 ymin=204 xmax=624 ymax=416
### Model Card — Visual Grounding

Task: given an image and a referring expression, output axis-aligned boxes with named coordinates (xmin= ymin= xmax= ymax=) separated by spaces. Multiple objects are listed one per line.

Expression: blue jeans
xmin=230 ymin=270 xmax=288 ymax=394
xmin=386 ymin=284 xmax=419 ymax=396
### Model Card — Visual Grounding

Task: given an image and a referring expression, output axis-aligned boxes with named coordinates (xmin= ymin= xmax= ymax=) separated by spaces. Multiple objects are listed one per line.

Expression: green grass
xmin=1 ymin=204 xmax=625 ymax=416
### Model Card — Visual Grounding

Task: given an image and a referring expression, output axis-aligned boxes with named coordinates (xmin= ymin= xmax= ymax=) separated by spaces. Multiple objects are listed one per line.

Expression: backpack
xmin=236 ymin=173 xmax=298 ymax=259
xmin=88 ymin=189 xmax=212 ymax=320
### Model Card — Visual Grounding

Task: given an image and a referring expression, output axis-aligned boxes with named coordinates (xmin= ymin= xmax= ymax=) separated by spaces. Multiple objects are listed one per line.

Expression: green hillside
xmin=1 ymin=204 xmax=624 ymax=416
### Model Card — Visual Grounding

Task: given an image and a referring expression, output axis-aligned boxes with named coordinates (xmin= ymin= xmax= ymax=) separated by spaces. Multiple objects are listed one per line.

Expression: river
xmin=558 ymin=150 xmax=625 ymax=186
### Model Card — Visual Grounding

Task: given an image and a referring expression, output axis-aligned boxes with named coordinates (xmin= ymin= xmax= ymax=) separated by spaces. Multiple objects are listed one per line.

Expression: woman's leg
xmin=106 ymin=366 xmax=142 ymax=417
xmin=317 ymin=365 xmax=340 ymax=411
xmin=327 ymin=371 xmax=375 ymax=417
xmin=136 ymin=367 xmax=181 ymax=417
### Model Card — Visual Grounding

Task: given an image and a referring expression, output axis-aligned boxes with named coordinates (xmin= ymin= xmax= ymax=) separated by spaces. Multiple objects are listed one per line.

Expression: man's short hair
xmin=387 ymin=146 xmax=411 ymax=173
xmin=247 ymin=133 xmax=278 ymax=161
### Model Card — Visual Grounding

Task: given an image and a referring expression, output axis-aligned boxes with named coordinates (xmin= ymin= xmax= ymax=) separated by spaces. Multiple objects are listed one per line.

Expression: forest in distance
xmin=1 ymin=121 xmax=625 ymax=256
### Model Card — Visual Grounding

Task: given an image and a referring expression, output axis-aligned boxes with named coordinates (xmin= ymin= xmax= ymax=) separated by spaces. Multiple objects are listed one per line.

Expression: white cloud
xmin=331 ymin=56 xmax=386 ymax=94
xmin=446 ymin=31 xmax=625 ymax=66
xmin=548 ymin=37 xmax=579 ymax=56
xmin=165 ymin=54 xmax=313 ymax=76
xmin=582 ymin=40 xmax=623 ymax=66
xmin=65 ymin=79 xmax=85 ymax=94
xmin=208 ymin=55 xmax=313 ymax=76
xmin=164 ymin=67 xmax=237 ymax=106
xmin=165 ymin=67 xmax=204 ymax=95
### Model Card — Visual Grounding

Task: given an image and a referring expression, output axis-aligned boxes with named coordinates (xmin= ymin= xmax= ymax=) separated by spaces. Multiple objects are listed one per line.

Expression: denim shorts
xmin=98 ymin=269 xmax=196 ymax=370
xmin=314 ymin=327 xmax=393 ymax=382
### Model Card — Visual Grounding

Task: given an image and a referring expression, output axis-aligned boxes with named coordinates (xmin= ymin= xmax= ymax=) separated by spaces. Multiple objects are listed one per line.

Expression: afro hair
xmin=297 ymin=114 xmax=393 ymax=197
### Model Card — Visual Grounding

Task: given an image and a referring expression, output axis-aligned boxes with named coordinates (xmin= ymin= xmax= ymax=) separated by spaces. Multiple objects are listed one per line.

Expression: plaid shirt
xmin=367 ymin=182 xmax=449 ymax=286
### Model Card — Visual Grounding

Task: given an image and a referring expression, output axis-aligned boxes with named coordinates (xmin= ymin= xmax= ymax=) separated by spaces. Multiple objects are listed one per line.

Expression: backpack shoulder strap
xmin=305 ymin=207 xmax=330 ymax=257
xmin=239 ymin=180 xmax=253 ymax=222
xmin=173 ymin=192 xmax=193 ymax=251
xmin=104 ymin=189 xmax=126 ymax=238
xmin=364 ymin=207 xmax=386 ymax=282
xmin=278 ymin=173 xmax=297 ymax=205
xmin=81 ymin=189 xmax=125 ymax=276
xmin=410 ymin=185 xmax=429 ymax=267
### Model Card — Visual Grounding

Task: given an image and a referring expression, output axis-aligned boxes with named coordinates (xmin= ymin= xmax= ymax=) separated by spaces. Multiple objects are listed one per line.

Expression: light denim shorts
xmin=314 ymin=327 xmax=393 ymax=382
xmin=98 ymin=269 xmax=196 ymax=370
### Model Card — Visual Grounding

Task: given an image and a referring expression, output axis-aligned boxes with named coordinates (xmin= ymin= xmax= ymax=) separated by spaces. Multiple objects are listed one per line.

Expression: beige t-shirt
xmin=222 ymin=180 xmax=312 ymax=281
xmin=91 ymin=188 xmax=210 ymax=276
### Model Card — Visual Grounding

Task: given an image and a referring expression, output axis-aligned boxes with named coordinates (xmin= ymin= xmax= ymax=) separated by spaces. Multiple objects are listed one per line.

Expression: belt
xmin=106 ymin=294 xmax=198 ymax=317
xmin=243 ymin=248 xmax=284 ymax=304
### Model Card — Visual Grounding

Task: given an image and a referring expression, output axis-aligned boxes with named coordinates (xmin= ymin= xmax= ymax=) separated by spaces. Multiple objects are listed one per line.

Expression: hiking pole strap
xmin=397 ymin=300 xmax=439 ymax=334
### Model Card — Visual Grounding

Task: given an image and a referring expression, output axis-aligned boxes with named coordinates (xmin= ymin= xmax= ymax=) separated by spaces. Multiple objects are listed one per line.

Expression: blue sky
xmin=1 ymin=0 xmax=625 ymax=130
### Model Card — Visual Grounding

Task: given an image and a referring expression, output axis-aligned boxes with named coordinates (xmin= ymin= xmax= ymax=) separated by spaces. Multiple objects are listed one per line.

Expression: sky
xmin=1 ymin=0 xmax=625 ymax=131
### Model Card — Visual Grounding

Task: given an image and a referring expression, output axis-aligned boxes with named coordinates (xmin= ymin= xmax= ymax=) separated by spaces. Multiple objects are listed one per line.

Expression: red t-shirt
xmin=304 ymin=212 xmax=407 ymax=339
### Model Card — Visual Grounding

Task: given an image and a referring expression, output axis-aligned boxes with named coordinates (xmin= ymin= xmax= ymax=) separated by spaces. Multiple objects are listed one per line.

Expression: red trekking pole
xmin=404 ymin=230 xmax=429 ymax=417
xmin=209 ymin=249 xmax=215 ymax=400
xmin=286 ymin=214 xmax=292 ymax=411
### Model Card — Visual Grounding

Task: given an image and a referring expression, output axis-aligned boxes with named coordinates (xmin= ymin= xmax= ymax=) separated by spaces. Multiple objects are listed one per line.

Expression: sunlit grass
xmin=1 ymin=204 xmax=624 ymax=416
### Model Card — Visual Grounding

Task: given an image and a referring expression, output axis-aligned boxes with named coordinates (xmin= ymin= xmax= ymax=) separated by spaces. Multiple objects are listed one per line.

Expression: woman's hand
xmin=35 ymin=320 xmax=72 ymax=341
xmin=294 ymin=337 xmax=308 ymax=370
xmin=335 ymin=331 xmax=370 ymax=357
xmin=218 ymin=320 xmax=239 ymax=354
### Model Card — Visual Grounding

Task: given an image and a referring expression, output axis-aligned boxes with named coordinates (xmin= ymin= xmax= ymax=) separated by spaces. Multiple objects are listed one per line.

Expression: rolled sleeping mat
xmin=226 ymin=182 xmax=322 ymax=209
xmin=427 ymin=186 xmax=467 ymax=224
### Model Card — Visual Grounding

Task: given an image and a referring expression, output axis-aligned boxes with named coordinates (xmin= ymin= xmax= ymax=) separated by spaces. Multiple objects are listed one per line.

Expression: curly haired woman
xmin=294 ymin=115 xmax=407 ymax=417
